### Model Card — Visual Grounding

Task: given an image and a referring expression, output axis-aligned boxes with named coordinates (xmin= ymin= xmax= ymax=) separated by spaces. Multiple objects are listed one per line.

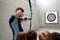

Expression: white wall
xmin=0 ymin=0 xmax=39 ymax=40
xmin=36 ymin=0 xmax=60 ymax=27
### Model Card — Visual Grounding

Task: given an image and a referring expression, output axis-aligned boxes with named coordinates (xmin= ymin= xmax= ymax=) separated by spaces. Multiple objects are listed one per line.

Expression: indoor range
xmin=0 ymin=0 xmax=60 ymax=40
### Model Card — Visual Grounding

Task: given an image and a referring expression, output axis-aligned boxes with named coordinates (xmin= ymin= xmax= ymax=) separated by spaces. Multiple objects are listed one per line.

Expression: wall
xmin=0 ymin=0 xmax=39 ymax=40
xmin=36 ymin=0 xmax=60 ymax=27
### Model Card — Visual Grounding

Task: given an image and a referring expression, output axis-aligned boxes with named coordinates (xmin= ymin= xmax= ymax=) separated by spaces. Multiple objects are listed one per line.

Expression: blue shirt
xmin=9 ymin=15 xmax=23 ymax=40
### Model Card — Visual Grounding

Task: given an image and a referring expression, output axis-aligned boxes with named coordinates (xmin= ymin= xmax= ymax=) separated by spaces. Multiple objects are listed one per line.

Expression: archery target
xmin=46 ymin=12 xmax=58 ymax=23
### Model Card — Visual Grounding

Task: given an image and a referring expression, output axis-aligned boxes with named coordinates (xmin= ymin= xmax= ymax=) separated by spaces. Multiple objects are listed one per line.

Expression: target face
xmin=47 ymin=13 xmax=56 ymax=22
xmin=46 ymin=12 xmax=58 ymax=23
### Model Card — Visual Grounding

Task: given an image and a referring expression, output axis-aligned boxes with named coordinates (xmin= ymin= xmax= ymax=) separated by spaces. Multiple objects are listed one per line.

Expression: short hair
xmin=51 ymin=32 xmax=60 ymax=40
xmin=39 ymin=30 xmax=51 ymax=40
xmin=26 ymin=30 xmax=37 ymax=40
xmin=15 ymin=7 xmax=24 ymax=12
xmin=16 ymin=32 xmax=26 ymax=40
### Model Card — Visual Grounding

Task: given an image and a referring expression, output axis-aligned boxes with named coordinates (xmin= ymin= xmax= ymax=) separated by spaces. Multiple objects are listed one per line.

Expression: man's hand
xmin=24 ymin=17 xmax=31 ymax=21
xmin=27 ymin=18 xmax=31 ymax=20
xmin=24 ymin=17 xmax=27 ymax=21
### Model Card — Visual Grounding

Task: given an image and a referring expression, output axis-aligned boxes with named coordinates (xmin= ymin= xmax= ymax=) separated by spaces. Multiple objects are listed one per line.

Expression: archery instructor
xmin=9 ymin=7 xmax=31 ymax=40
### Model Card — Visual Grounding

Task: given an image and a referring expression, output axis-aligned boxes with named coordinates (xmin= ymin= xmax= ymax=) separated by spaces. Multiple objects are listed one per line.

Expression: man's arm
xmin=9 ymin=16 xmax=15 ymax=38
xmin=24 ymin=17 xmax=31 ymax=21
xmin=19 ymin=17 xmax=31 ymax=22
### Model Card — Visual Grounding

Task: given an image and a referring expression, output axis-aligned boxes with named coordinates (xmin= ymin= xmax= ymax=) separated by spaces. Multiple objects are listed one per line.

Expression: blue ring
xmin=47 ymin=13 xmax=56 ymax=22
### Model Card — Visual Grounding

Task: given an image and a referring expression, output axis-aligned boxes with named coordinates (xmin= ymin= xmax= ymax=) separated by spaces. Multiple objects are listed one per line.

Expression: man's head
xmin=39 ymin=30 xmax=51 ymax=40
xmin=51 ymin=32 xmax=60 ymax=40
xmin=16 ymin=32 xmax=27 ymax=40
xmin=26 ymin=30 xmax=37 ymax=40
xmin=15 ymin=7 xmax=24 ymax=18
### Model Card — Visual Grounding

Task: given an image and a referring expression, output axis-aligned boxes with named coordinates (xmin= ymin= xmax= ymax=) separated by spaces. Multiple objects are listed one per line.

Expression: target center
xmin=50 ymin=16 xmax=53 ymax=20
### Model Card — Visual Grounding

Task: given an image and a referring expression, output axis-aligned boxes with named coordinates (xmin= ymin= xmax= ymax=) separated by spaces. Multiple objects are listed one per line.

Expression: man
xmin=9 ymin=7 xmax=31 ymax=40
xmin=51 ymin=32 xmax=60 ymax=40
xmin=26 ymin=30 xmax=37 ymax=40
xmin=16 ymin=32 xmax=26 ymax=40
xmin=39 ymin=30 xmax=51 ymax=40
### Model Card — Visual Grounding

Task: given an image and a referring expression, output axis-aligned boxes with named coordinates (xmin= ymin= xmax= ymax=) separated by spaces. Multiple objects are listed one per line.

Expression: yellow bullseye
xmin=50 ymin=16 xmax=53 ymax=20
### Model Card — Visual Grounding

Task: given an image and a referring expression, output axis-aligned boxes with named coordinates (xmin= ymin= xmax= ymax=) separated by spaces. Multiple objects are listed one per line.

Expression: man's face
xmin=16 ymin=10 xmax=24 ymax=18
